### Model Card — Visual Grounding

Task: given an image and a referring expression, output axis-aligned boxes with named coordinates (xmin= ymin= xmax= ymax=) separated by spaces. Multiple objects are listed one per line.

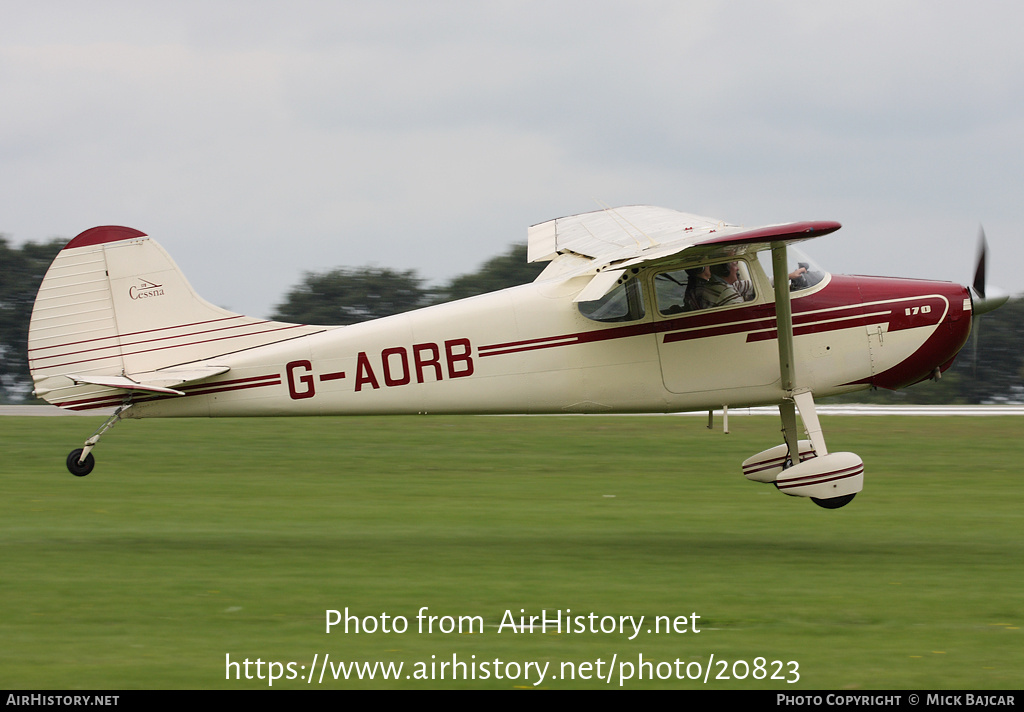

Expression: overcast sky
xmin=3 ymin=1 xmax=1022 ymax=318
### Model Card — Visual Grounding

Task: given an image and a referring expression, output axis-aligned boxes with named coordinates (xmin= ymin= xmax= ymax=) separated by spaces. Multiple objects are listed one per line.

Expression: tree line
xmin=0 ymin=237 xmax=68 ymax=402
xmin=1 ymin=235 xmax=1021 ymax=404
xmin=269 ymin=244 xmax=543 ymax=325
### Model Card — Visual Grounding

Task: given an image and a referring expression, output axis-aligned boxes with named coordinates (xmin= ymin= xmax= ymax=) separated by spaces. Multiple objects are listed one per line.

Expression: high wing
xmin=527 ymin=205 xmax=841 ymax=302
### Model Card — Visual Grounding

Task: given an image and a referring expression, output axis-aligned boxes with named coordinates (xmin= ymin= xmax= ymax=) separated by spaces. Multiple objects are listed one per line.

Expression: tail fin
xmin=28 ymin=226 xmax=326 ymax=410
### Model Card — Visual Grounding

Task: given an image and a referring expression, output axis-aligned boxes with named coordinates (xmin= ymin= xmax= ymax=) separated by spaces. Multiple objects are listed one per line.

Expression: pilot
xmin=684 ymin=265 xmax=743 ymax=311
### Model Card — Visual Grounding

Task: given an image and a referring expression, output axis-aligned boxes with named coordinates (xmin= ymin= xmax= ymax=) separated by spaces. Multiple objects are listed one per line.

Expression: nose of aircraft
xmin=971 ymin=291 xmax=1010 ymax=317
xmin=855 ymin=277 xmax=973 ymax=390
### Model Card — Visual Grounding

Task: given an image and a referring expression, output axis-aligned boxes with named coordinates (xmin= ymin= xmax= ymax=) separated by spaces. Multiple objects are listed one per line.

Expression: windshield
xmin=757 ymin=246 xmax=827 ymax=292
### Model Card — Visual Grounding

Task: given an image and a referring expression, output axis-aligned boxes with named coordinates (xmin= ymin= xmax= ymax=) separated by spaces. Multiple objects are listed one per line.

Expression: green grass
xmin=1 ymin=415 xmax=1021 ymax=689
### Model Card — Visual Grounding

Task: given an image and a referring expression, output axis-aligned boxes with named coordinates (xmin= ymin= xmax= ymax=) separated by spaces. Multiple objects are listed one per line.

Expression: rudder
xmin=28 ymin=226 xmax=326 ymax=410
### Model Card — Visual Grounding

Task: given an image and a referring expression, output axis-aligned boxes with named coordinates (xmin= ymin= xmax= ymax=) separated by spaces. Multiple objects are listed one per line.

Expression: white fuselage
xmin=123 ymin=265 xmax=970 ymax=420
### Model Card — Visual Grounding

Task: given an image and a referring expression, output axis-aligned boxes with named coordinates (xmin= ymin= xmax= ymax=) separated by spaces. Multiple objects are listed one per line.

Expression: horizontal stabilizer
xmin=59 ymin=366 xmax=232 ymax=397
xmin=67 ymin=375 xmax=184 ymax=396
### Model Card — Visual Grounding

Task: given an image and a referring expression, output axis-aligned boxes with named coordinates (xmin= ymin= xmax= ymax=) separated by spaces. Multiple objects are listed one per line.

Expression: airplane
xmin=26 ymin=206 xmax=1007 ymax=508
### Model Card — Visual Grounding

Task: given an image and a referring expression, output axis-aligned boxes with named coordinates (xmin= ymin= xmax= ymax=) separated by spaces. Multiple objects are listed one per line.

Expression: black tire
xmin=66 ymin=449 xmax=95 ymax=477
xmin=811 ymin=493 xmax=855 ymax=509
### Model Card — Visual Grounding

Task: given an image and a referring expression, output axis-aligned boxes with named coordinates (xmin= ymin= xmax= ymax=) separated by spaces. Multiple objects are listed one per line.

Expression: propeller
xmin=971 ymin=226 xmax=1008 ymax=316
xmin=973 ymin=226 xmax=987 ymax=300
xmin=969 ymin=226 xmax=1008 ymax=375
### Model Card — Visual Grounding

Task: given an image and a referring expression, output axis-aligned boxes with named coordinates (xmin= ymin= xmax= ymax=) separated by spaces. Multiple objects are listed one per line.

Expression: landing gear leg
xmin=793 ymin=391 xmax=856 ymax=509
xmin=66 ymin=403 xmax=131 ymax=477
xmin=791 ymin=390 xmax=861 ymax=508
xmin=760 ymin=391 xmax=860 ymax=508
xmin=779 ymin=399 xmax=799 ymax=469
xmin=793 ymin=390 xmax=829 ymax=457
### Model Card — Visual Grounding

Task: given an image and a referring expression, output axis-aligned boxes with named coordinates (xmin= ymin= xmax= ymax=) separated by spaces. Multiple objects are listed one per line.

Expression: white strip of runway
xmin=4 ymin=405 xmax=1024 ymax=417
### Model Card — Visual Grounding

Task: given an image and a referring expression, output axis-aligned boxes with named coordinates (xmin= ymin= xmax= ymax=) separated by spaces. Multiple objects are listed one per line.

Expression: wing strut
xmin=771 ymin=242 xmax=801 ymax=462
xmin=772 ymin=242 xmax=830 ymax=458
xmin=760 ymin=242 xmax=862 ymax=508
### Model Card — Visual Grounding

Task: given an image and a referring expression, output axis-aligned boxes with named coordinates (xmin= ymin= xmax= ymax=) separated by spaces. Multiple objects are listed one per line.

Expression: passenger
xmin=684 ymin=265 xmax=743 ymax=311
xmin=714 ymin=261 xmax=755 ymax=301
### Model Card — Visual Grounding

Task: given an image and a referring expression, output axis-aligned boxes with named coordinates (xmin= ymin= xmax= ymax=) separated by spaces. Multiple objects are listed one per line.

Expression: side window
xmin=655 ymin=261 xmax=755 ymax=315
xmin=578 ymin=278 xmax=645 ymax=323
xmin=654 ymin=269 xmax=691 ymax=315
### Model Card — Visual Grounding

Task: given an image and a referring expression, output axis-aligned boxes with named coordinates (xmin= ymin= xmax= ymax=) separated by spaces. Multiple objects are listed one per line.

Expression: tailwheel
xmin=66 ymin=449 xmax=95 ymax=477
xmin=811 ymin=493 xmax=856 ymax=509
xmin=64 ymin=402 xmax=131 ymax=477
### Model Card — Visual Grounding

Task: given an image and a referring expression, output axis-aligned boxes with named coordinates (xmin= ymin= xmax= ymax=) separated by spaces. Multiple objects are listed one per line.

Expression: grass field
xmin=1 ymin=414 xmax=1021 ymax=689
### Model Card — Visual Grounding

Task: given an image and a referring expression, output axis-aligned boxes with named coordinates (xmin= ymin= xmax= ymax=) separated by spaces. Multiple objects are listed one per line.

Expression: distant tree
xmin=430 ymin=244 xmax=545 ymax=303
xmin=0 ymin=236 xmax=66 ymax=402
xmin=948 ymin=296 xmax=1024 ymax=403
xmin=271 ymin=266 xmax=428 ymax=325
xmin=270 ymin=244 xmax=544 ymax=326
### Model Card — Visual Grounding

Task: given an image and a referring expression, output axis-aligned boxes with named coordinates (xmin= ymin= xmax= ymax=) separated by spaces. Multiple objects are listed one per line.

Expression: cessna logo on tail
xmin=129 ymin=279 xmax=165 ymax=300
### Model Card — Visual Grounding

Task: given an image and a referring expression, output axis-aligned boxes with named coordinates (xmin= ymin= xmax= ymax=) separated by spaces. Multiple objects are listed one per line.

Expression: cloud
xmin=2 ymin=1 xmax=1023 ymax=316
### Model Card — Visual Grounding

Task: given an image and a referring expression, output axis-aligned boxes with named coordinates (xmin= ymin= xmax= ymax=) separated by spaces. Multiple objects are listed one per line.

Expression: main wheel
xmin=66 ymin=449 xmax=95 ymax=477
xmin=811 ymin=493 xmax=855 ymax=509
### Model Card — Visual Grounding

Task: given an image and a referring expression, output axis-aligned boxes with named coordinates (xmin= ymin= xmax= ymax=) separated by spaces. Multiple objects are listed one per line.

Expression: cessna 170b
xmin=27 ymin=206 xmax=1006 ymax=508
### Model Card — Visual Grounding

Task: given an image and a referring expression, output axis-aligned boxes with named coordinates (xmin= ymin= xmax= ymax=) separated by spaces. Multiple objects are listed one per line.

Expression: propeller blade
xmin=972 ymin=226 xmax=987 ymax=300
xmin=967 ymin=225 xmax=1008 ymax=375
xmin=972 ymin=316 xmax=980 ymax=376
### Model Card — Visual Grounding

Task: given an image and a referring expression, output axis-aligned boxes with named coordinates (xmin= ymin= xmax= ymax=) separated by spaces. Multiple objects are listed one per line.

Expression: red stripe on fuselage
xmin=481 ymin=276 xmax=948 ymax=356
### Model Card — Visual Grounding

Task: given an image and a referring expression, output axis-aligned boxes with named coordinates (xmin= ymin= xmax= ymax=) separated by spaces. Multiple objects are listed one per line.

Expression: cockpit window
xmin=578 ymin=278 xmax=645 ymax=322
xmin=757 ymin=247 xmax=827 ymax=292
xmin=655 ymin=261 xmax=756 ymax=315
